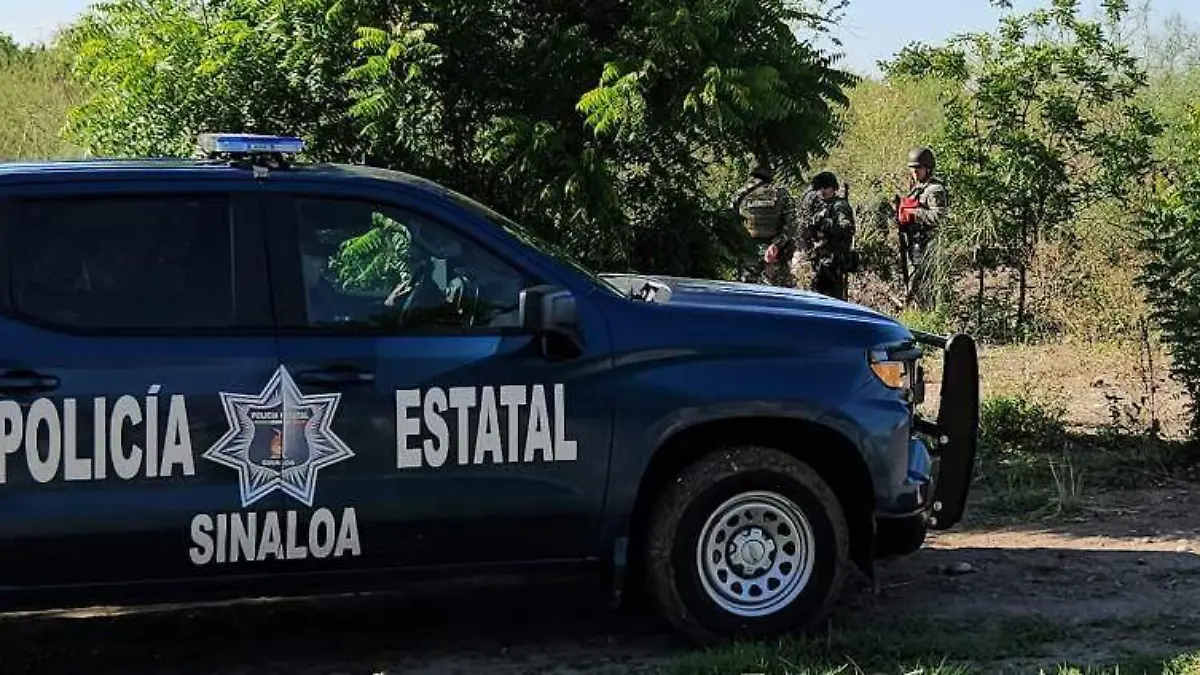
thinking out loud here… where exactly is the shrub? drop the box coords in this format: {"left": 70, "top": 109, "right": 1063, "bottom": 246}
{"left": 979, "top": 394, "right": 1068, "bottom": 458}
{"left": 898, "top": 306, "right": 950, "bottom": 335}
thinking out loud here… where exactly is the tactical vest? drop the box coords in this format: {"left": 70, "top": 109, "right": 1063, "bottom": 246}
{"left": 898, "top": 178, "right": 943, "bottom": 231}
{"left": 740, "top": 185, "right": 783, "bottom": 240}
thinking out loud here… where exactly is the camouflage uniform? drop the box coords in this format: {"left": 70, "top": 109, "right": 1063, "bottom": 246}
{"left": 901, "top": 147, "right": 951, "bottom": 307}
{"left": 903, "top": 177, "right": 950, "bottom": 266}
{"left": 800, "top": 189, "right": 857, "bottom": 300}
{"left": 730, "top": 174, "right": 802, "bottom": 287}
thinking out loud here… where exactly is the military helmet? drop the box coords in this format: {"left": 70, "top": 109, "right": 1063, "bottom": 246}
{"left": 811, "top": 170, "right": 839, "bottom": 191}
{"left": 907, "top": 146, "right": 936, "bottom": 171}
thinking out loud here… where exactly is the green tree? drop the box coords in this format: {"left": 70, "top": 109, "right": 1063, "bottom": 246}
{"left": 0, "top": 33, "right": 19, "bottom": 64}
{"left": 880, "top": 0, "right": 1161, "bottom": 340}
{"left": 1137, "top": 106, "right": 1200, "bottom": 435}
{"left": 65, "top": 0, "right": 855, "bottom": 279}
{"left": 327, "top": 212, "right": 412, "bottom": 293}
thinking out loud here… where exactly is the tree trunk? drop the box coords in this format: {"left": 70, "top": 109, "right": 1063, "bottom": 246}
{"left": 976, "top": 262, "right": 985, "bottom": 332}
{"left": 1017, "top": 263, "right": 1028, "bottom": 341}
{"left": 1015, "top": 214, "right": 1031, "bottom": 340}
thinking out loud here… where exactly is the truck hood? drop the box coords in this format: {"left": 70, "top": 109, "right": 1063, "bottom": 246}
{"left": 599, "top": 273, "right": 899, "bottom": 326}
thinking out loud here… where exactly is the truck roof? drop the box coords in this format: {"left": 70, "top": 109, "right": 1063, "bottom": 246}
{"left": 0, "top": 158, "right": 444, "bottom": 194}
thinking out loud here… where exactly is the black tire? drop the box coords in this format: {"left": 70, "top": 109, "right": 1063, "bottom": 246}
{"left": 643, "top": 445, "right": 849, "bottom": 645}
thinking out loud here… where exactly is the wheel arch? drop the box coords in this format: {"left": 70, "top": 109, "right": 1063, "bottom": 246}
{"left": 624, "top": 415, "right": 877, "bottom": 597}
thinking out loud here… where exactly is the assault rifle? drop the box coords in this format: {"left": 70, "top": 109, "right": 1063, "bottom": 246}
{"left": 892, "top": 192, "right": 931, "bottom": 307}
{"left": 890, "top": 194, "right": 911, "bottom": 292}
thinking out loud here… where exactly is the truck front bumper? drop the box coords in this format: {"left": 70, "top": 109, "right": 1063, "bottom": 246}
{"left": 909, "top": 330, "right": 981, "bottom": 530}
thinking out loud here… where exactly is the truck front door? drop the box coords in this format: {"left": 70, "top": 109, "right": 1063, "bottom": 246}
{"left": 261, "top": 186, "right": 616, "bottom": 574}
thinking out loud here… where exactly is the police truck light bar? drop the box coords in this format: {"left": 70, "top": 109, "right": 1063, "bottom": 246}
{"left": 197, "top": 133, "right": 306, "bottom": 156}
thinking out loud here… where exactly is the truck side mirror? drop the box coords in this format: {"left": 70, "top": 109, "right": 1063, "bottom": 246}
{"left": 519, "top": 285, "right": 582, "bottom": 358}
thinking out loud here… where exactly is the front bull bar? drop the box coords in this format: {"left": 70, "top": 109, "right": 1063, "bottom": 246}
{"left": 909, "top": 330, "right": 980, "bottom": 530}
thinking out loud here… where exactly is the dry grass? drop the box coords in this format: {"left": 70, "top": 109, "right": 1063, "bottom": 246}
{"left": 0, "top": 50, "right": 85, "bottom": 161}
{"left": 968, "top": 339, "right": 1187, "bottom": 439}
{"left": 915, "top": 336, "right": 1188, "bottom": 440}
{"left": 913, "top": 335, "right": 1199, "bottom": 521}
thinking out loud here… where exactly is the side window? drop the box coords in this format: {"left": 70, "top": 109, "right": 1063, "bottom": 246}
{"left": 10, "top": 195, "right": 235, "bottom": 330}
{"left": 295, "top": 198, "right": 530, "bottom": 331}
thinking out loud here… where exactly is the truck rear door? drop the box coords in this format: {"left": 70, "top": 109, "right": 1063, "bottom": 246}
{"left": 0, "top": 180, "right": 287, "bottom": 591}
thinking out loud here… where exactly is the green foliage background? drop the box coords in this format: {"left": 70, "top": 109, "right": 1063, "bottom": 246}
{"left": 1136, "top": 107, "right": 1200, "bottom": 436}
{"left": 7, "top": 0, "right": 1200, "bottom": 431}
{"left": 61, "top": 0, "right": 857, "bottom": 279}
{"left": 326, "top": 212, "right": 412, "bottom": 293}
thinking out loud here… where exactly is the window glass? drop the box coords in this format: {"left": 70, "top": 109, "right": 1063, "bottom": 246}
{"left": 296, "top": 198, "right": 528, "bottom": 330}
{"left": 11, "top": 196, "right": 235, "bottom": 330}
{"left": 440, "top": 188, "right": 625, "bottom": 297}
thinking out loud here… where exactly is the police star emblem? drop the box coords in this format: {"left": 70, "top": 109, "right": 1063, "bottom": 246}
{"left": 203, "top": 366, "right": 354, "bottom": 508}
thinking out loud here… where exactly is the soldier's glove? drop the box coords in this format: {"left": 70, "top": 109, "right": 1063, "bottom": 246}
{"left": 764, "top": 244, "right": 780, "bottom": 264}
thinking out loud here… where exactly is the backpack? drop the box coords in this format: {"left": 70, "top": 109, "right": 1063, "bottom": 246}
{"left": 740, "top": 185, "right": 783, "bottom": 240}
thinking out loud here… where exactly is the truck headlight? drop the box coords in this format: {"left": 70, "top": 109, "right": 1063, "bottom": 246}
{"left": 868, "top": 350, "right": 909, "bottom": 389}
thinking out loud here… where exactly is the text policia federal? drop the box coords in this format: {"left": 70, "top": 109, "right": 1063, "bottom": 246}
{"left": 0, "top": 368, "right": 578, "bottom": 567}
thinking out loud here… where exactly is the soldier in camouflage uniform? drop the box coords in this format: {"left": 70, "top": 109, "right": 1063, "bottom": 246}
{"left": 730, "top": 162, "right": 802, "bottom": 287}
{"left": 897, "top": 147, "right": 950, "bottom": 307}
{"left": 799, "top": 171, "right": 856, "bottom": 300}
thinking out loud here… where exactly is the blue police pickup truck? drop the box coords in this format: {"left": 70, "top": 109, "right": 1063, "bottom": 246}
{"left": 0, "top": 134, "right": 978, "bottom": 644}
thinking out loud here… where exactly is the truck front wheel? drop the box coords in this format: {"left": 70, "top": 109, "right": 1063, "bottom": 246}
{"left": 643, "top": 445, "right": 849, "bottom": 644}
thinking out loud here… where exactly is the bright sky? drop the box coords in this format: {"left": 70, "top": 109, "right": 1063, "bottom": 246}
{"left": 1, "top": 0, "right": 94, "bottom": 46}
{"left": 2, "top": 0, "right": 1199, "bottom": 77}
{"left": 828, "top": 0, "right": 1200, "bottom": 76}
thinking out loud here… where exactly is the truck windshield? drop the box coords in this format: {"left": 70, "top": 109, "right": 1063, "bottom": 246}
{"left": 443, "top": 190, "right": 625, "bottom": 297}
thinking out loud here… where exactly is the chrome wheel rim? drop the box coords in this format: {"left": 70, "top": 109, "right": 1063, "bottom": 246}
{"left": 695, "top": 490, "right": 816, "bottom": 618}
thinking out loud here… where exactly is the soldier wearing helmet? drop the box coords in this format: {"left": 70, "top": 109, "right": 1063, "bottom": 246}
{"left": 900, "top": 147, "right": 949, "bottom": 233}
{"left": 897, "top": 147, "right": 950, "bottom": 305}
{"left": 730, "top": 160, "right": 802, "bottom": 287}
{"left": 799, "top": 171, "right": 856, "bottom": 300}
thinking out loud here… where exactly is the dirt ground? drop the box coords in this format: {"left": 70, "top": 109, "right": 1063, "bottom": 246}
{"left": 973, "top": 340, "right": 1191, "bottom": 436}
{"left": 860, "top": 486, "right": 1200, "bottom": 670}
{"left": 0, "top": 484, "right": 1195, "bottom": 675}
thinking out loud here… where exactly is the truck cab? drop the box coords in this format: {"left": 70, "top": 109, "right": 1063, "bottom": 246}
{"left": 0, "top": 135, "right": 978, "bottom": 644}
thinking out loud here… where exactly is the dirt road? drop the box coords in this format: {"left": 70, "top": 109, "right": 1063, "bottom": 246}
{"left": 859, "top": 486, "right": 1200, "bottom": 669}
{"left": 2, "top": 486, "right": 1197, "bottom": 674}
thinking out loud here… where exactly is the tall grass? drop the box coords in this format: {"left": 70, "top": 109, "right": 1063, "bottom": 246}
{"left": 0, "top": 48, "right": 85, "bottom": 161}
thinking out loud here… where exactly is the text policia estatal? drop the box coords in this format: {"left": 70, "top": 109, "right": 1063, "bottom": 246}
{"left": 0, "top": 380, "right": 579, "bottom": 566}
{"left": 395, "top": 384, "right": 577, "bottom": 468}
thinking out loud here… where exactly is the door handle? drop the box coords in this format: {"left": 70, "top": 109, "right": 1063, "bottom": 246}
{"left": 0, "top": 371, "right": 60, "bottom": 395}
{"left": 295, "top": 369, "right": 375, "bottom": 387}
